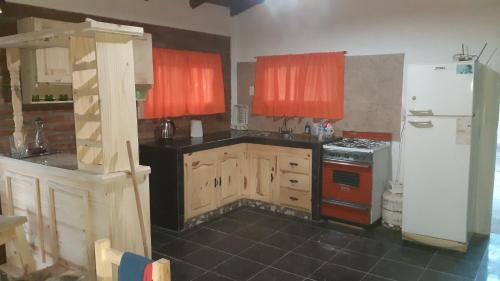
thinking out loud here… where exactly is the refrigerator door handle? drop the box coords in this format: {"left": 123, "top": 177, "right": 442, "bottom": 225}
{"left": 409, "top": 109, "right": 434, "bottom": 116}
{"left": 408, "top": 120, "right": 434, "bottom": 128}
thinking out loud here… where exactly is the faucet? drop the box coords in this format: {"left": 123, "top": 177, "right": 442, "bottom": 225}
{"left": 279, "top": 117, "right": 293, "bottom": 134}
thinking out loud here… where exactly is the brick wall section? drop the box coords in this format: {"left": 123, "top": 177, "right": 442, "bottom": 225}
{"left": 0, "top": 2, "right": 232, "bottom": 155}
{"left": 0, "top": 104, "right": 76, "bottom": 154}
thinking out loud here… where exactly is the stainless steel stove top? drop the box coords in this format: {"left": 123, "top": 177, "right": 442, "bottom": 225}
{"left": 324, "top": 138, "right": 389, "bottom": 150}
{"left": 322, "top": 138, "right": 390, "bottom": 164}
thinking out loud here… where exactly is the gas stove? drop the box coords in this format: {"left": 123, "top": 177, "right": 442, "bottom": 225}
{"left": 321, "top": 135, "right": 392, "bottom": 225}
{"left": 322, "top": 138, "right": 390, "bottom": 164}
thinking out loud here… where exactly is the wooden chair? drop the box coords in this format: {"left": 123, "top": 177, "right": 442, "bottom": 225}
{"left": 95, "top": 239, "right": 171, "bottom": 281}
{"left": 0, "top": 215, "right": 36, "bottom": 275}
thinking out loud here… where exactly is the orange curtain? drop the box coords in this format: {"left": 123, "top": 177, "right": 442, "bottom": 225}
{"left": 144, "top": 48, "right": 225, "bottom": 119}
{"left": 252, "top": 52, "right": 345, "bottom": 120}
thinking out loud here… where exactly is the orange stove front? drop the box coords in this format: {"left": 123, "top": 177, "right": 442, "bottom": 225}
{"left": 321, "top": 160, "right": 373, "bottom": 225}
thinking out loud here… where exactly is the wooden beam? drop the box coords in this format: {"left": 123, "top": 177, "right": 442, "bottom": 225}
{"left": 0, "top": 18, "right": 143, "bottom": 49}
{"left": 230, "top": 0, "right": 263, "bottom": 16}
{"left": 190, "top": 0, "right": 262, "bottom": 15}
{"left": 189, "top": 0, "right": 208, "bottom": 9}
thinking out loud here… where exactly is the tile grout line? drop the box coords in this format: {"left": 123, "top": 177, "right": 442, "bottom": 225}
{"left": 247, "top": 223, "right": 325, "bottom": 280}
{"left": 359, "top": 238, "right": 397, "bottom": 281}
{"left": 187, "top": 211, "right": 294, "bottom": 280}
{"left": 416, "top": 250, "right": 437, "bottom": 281}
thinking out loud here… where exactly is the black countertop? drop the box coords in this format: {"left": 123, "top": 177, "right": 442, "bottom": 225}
{"left": 140, "top": 130, "right": 335, "bottom": 153}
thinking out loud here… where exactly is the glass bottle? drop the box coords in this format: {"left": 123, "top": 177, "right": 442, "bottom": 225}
{"left": 33, "top": 118, "right": 49, "bottom": 155}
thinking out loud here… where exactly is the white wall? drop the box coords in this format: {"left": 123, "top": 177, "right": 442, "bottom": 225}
{"left": 231, "top": 0, "right": 500, "bottom": 65}
{"left": 7, "top": 0, "right": 232, "bottom": 36}
{"left": 230, "top": 0, "right": 500, "bottom": 182}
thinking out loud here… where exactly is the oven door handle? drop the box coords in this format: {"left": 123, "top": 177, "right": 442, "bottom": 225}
{"left": 322, "top": 160, "right": 371, "bottom": 169}
{"left": 322, "top": 199, "right": 370, "bottom": 211}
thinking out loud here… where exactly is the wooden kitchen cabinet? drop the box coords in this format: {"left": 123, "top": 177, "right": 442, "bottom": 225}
{"left": 0, "top": 157, "right": 151, "bottom": 274}
{"left": 184, "top": 144, "right": 246, "bottom": 220}
{"left": 247, "top": 150, "right": 276, "bottom": 203}
{"left": 184, "top": 151, "right": 218, "bottom": 220}
{"left": 16, "top": 17, "right": 154, "bottom": 104}
{"left": 17, "top": 17, "right": 73, "bottom": 104}
{"left": 183, "top": 144, "right": 313, "bottom": 221}
{"left": 277, "top": 151, "right": 312, "bottom": 212}
{"left": 133, "top": 33, "right": 154, "bottom": 92}
{"left": 18, "top": 17, "right": 72, "bottom": 84}
{"left": 217, "top": 145, "right": 245, "bottom": 206}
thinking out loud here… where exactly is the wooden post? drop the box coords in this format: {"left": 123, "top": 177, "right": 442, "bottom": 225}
{"left": 126, "top": 140, "right": 149, "bottom": 257}
{"left": 5, "top": 48, "right": 24, "bottom": 149}
{"left": 152, "top": 259, "right": 171, "bottom": 281}
{"left": 13, "top": 226, "right": 36, "bottom": 274}
{"left": 95, "top": 239, "right": 112, "bottom": 281}
{"left": 34, "top": 179, "right": 46, "bottom": 262}
{"left": 48, "top": 188, "right": 60, "bottom": 263}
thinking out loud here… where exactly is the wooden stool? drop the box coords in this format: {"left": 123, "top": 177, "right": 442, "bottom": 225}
{"left": 0, "top": 215, "right": 36, "bottom": 275}
{"left": 95, "top": 239, "right": 170, "bottom": 281}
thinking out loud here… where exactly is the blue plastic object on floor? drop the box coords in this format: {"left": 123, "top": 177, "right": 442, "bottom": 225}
{"left": 118, "top": 252, "right": 151, "bottom": 281}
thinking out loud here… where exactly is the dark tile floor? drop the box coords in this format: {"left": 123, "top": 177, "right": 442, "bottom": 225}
{"left": 152, "top": 207, "right": 500, "bottom": 281}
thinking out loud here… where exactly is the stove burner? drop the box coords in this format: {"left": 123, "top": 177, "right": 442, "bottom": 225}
{"left": 324, "top": 138, "right": 388, "bottom": 150}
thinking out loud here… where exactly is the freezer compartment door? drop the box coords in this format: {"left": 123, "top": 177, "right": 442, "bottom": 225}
{"left": 402, "top": 116, "right": 471, "bottom": 243}
{"left": 406, "top": 64, "right": 474, "bottom": 116}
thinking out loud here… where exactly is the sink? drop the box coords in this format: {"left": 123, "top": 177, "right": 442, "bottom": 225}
{"left": 251, "top": 131, "right": 271, "bottom": 137}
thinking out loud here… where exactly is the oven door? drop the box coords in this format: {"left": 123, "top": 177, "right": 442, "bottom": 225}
{"left": 321, "top": 161, "right": 373, "bottom": 225}
{"left": 322, "top": 161, "right": 372, "bottom": 205}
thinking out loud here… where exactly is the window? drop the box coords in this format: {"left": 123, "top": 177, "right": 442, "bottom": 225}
{"left": 252, "top": 52, "right": 344, "bottom": 120}
{"left": 144, "top": 48, "right": 225, "bottom": 119}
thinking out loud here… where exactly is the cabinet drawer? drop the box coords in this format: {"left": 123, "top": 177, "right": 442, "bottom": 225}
{"left": 280, "top": 172, "right": 310, "bottom": 192}
{"left": 279, "top": 188, "right": 311, "bottom": 211}
{"left": 278, "top": 155, "right": 310, "bottom": 174}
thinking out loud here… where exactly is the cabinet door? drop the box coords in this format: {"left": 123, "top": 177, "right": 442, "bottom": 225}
{"left": 133, "top": 33, "right": 153, "bottom": 89}
{"left": 247, "top": 152, "right": 276, "bottom": 203}
{"left": 218, "top": 150, "right": 243, "bottom": 206}
{"left": 17, "top": 18, "right": 72, "bottom": 84}
{"left": 35, "top": 48, "right": 72, "bottom": 83}
{"left": 184, "top": 154, "right": 218, "bottom": 220}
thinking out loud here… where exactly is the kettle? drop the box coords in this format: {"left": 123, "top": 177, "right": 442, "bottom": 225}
{"left": 158, "top": 119, "right": 176, "bottom": 141}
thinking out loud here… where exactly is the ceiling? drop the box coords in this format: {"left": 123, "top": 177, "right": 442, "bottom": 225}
{"left": 189, "top": 0, "right": 264, "bottom": 16}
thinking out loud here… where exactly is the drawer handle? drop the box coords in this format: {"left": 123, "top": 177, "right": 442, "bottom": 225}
{"left": 289, "top": 196, "right": 299, "bottom": 201}
{"left": 289, "top": 179, "right": 299, "bottom": 184}
{"left": 322, "top": 199, "right": 370, "bottom": 211}
{"left": 192, "top": 161, "right": 200, "bottom": 167}
{"left": 289, "top": 162, "right": 298, "bottom": 167}
{"left": 214, "top": 178, "right": 218, "bottom": 188}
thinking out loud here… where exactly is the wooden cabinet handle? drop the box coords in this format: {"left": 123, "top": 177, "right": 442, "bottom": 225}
{"left": 219, "top": 177, "right": 222, "bottom": 186}
{"left": 244, "top": 176, "right": 247, "bottom": 188}
{"left": 192, "top": 161, "right": 200, "bottom": 167}
{"left": 271, "top": 173, "right": 274, "bottom": 182}
{"left": 289, "top": 196, "right": 299, "bottom": 201}
{"left": 214, "top": 178, "right": 218, "bottom": 188}
{"left": 289, "top": 179, "right": 299, "bottom": 184}
{"left": 289, "top": 162, "right": 298, "bottom": 167}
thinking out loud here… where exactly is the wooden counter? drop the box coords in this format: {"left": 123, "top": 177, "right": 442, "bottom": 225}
{"left": 0, "top": 154, "right": 151, "bottom": 278}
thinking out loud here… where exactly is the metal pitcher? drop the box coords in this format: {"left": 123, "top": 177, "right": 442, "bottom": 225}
{"left": 158, "top": 119, "right": 176, "bottom": 140}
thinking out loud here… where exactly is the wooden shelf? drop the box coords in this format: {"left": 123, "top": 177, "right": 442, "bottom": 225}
{"left": 27, "top": 100, "right": 73, "bottom": 105}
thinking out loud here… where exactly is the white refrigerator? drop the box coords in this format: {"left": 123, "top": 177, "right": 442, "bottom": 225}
{"left": 402, "top": 62, "right": 500, "bottom": 248}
